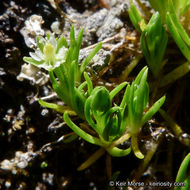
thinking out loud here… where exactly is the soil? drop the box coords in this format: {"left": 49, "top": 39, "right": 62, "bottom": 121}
{"left": 0, "top": 0, "right": 190, "bottom": 190}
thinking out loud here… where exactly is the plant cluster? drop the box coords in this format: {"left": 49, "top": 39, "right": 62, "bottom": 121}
{"left": 23, "top": 2, "right": 190, "bottom": 186}
{"left": 24, "top": 27, "right": 101, "bottom": 119}
{"left": 24, "top": 26, "right": 165, "bottom": 170}
{"left": 129, "top": 0, "right": 190, "bottom": 187}
{"left": 129, "top": 0, "right": 190, "bottom": 82}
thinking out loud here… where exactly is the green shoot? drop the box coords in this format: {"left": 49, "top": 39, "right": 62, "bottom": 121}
{"left": 64, "top": 67, "right": 165, "bottom": 161}
{"left": 175, "top": 153, "right": 190, "bottom": 190}
{"left": 126, "top": 67, "right": 165, "bottom": 158}
{"left": 148, "top": 0, "right": 190, "bottom": 21}
{"left": 140, "top": 12, "right": 168, "bottom": 78}
{"left": 23, "top": 26, "right": 166, "bottom": 170}
{"left": 129, "top": 0, "right": 146, "bottom": 32}
{"left": 64, "top": 80, "right": 131, "bottom": 157}
{"left": 166, "top": 0, "right": 190, "bottom": 62}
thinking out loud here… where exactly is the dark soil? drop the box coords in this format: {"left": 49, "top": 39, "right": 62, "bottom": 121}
{"left": 0, "top": 0, "right": 190, "bottom": 190}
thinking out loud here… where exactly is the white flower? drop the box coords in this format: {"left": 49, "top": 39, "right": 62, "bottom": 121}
{"left": 24, "top": 33, "right": 68, "bottom": 71}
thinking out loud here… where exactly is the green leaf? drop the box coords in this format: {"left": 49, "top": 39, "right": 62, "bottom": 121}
{"left": 166, "top": 3, "right": 190, "bottom": 62}
{"left": 159, "top": 62, "right": 190, "bottom": 87}
{"left": 73, "top": 88, "right": 86, "bottom": 118}
{"left": 65, "top": 27, "right": 76, "bottom": 67}
{"left": 129, "top": 1, "right": 145, "bottom": 32}
{"left": 56, "top": 36, "right": 68, "bottom": 53}
{"left": 142, "top": 96, "right": 166, "bottom": 126}
{"left": 109, "top": 82, "right": 127, "bottom": 101}
{"left": 119, "top": 107, "right": 128, "bottom": 136}
{"left": 168, "top": 0, "right": 190, "bottom": 47}
{"left": 91, "top": 87, "right": 111, "bottom": 113}
{"left": 84, "top": 96, "right": 99, "bottom": 132}
{"left": 84, "top": 72, "right": 93, "bottom": 96}
{"left": 140, "top": 12, "right": 168, "bottom": 78}
{"left": 65, "top": 45, "right": 73, "bottom": 67}
{"left": 49, "top": 70, "right": 69, "bottom": 102}
{"left": 23, "top": 57, "right": 44, "bottom": 66}
{"left": 73, "top": 27, "right": 84, "bottom": 63}
{"left": 104, "top": 107, "right": 122, "bottom": 141}
{"left": 134, "top": 68, "right": 148, "bottom": 116}
{"left": 171, "top": 0, "right": 190, "bottom": 17}
{"left": 80, "top": 42, "right": 102, "bottom": 74}
{"left": 78, "top": 81, "right": 87, "bottom": 92}
{"left": 147, "top": 0, "right": 168, "bottom": 21}
{"left": 147, "top": 0, "right": 190, "bottom": 21}
{"left": 39, "top": 99, "right": 76, "bottom": 115}
{"left": 69, "top": 61, "right": 77, "bottom": 88}
{"left": 143, "top": 83, "right": 149, "bottom": 110}
{"left": 70, "top": 26, "right": 76, "bottom": 48}
{"left": 120, "top": 84, "right": 130, "bottom": 108}
{"left": 127, "top": 83, "right": 136, "bottom": 129}
{"left": 175, "top": 153, "right": 190, "bottom": 190}
{"left": 134, "top": 66, "right": 147, "bottom": 84}
{"left": 107, "top": 146, "right": 131, "bottom": 157}
{"left": 36, "top": 36, "right": 45, "bottom": 52}
{"left": 64, "top": 112, "right": 102, "bottom": 146}
{"left": 53, "top": 65, "right": 69, "bottom": 90}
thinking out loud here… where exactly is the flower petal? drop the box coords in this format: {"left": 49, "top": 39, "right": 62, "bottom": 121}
{"left": 29, "top": 52, "right": 43, "bottom": 61}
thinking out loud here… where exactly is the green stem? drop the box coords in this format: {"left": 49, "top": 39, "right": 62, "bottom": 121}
{"left": 107, "top": 146, "right": 131, "bottom": 157}
{"left": 159, "top": 62, "right": 190, "bottom": 87}
{"left": 159, "top": 109, "right": 190, "bottom": 147}
{"left": 120, "top": 55, "right": 142, "bottom": 82}
{"left": 39, "top": 99, "right": 76, "bottom": 115}
{"left": 131, "top": 134, "right": 144, "bottom": 159}
{"left": 159, "top": 109, "right": 182, "bottom": 136}
{"left": 111, "top": 133, "right": 131, "bottom": 147}
{"left": 136, "top": 141, "right": 159, "bottom": 180}
{"left": 77, "top": 148, "right": 105, "bottom": 171}
{"left": 105, "top": 133, "right": 131, "bottom": 157}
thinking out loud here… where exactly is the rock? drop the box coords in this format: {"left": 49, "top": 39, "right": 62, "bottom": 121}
{"left": 20, "top": 15, "right": 45, "bottom": 48}
{"left": 17, "top": 63, "right": 49, "bottom": 86}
